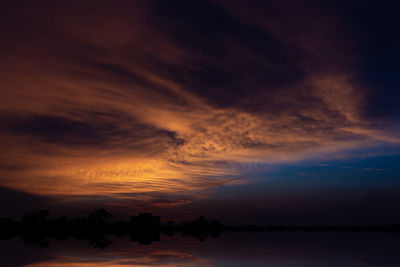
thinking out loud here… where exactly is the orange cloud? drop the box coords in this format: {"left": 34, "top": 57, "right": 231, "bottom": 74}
{"left": 0, "top": 0, "right": 399, "bottom": 208}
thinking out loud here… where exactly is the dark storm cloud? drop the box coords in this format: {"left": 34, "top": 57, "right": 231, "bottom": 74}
{"left": 322, "top": 1, "right": 400, "bottom": 123}
{"left": 2, "top": 113, "right": 182, "bottom": 149}
{"left": 150, "top": 0, "right": 306, "bottom": 112}
{"left": 354, "top": 2, "right": 400, "bottom": 121}
{"left": 5, "top": 115, "right": 107, "bottom": 146}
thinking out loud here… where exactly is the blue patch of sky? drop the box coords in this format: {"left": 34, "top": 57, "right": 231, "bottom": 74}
{"left": 212, "top": 147, "right": 400, "bottom": 199}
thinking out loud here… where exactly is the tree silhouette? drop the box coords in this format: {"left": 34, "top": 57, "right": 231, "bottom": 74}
{"left": 21, "top": 209, "right": 50, "bottom": 224}
{"left": 88, "top": 209, "right": 112, "bottom": 224}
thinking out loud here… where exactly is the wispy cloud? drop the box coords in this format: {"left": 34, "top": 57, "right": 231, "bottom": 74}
{"left": 0, "top": 0, "right": 399, "bottom": 208}
{"left": 363, "top": 168, "right": 387, "bottom": 172}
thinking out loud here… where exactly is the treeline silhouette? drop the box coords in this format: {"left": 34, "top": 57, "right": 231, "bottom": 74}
{"left": 0, "top": 209, "right": 223, "bottom": 248}
{"left": 0, "top": 209, "right": 399, "bottom": 248}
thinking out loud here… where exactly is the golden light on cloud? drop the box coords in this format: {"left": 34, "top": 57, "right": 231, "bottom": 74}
{"left": 0, "top": 74, "right": 394, "bottom": 206}
{"left": 25, "top": 249, "right": 208, "bottom": 267}
{"left": 1, "top": 0, "right": 399, "bottom": 210}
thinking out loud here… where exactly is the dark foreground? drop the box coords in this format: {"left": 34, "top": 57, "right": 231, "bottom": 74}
{"left": 1, "top": 209, "right": 399, "bottom": 249}
{"left": 2, "top": 231, "right": 400, "bottom": 267}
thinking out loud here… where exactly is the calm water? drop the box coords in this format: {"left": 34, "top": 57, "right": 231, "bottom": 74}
{"left": 1, "top": 232, "right": 399, "bottom": 266}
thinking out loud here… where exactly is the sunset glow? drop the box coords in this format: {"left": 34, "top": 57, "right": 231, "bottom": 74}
{"left": 1, "top": 0, "right": 400, "bottom": 224}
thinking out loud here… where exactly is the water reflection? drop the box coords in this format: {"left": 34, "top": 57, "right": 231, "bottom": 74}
{"left": 1, "top": 232, "right": 400, "bottom": 266}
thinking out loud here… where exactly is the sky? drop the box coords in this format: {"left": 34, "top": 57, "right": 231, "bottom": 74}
{"left": 0, "top": 0, "right": 399, "bottom": 225}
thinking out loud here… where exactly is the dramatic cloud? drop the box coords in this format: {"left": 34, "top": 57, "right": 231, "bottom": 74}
{"left": 0, "top": 0, "right": 399, "bottom": 210}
